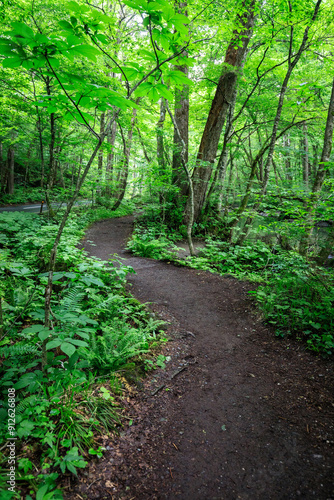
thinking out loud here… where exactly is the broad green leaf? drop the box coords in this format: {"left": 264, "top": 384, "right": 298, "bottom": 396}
{"left": 71, "top": 44, "right": 100, "bottom": 61}
{"left": 70, "top": 16, "right": 78, "bottom": 27}
{"left": 148, "top": 87, "right": 160, "bottom": 102}
{"left": 171, "top": 13, "right": 189, "bottom": 24}
{"left": 45, "top": 339, "right": 62, "bottom": 350}
{"left": 156, "top": 83, "right": 173, "bottom": 100}
{"left": 11, "top": 22, "right": 35, "bottom": 40}
{"left": 67, "top": 34, "right": 83, "bottom": 47}
{"left": 61, "top": 342, "right": 76, "bottom": 357}
{"left": 3, "top": 57, "right": 21, "bottom": 68}
{"left": 38, "top": 329, "right": 51, "bottom": 341}
{"left": 65, "top": 338, "right": 88, "bottom": 347}
{"left": 59, "top": 20, "right": 73, "bottom": 31}
{"left": 36, "top": 485, "right": 48, "bottom": 500}
{"left": 15, "top": 373, "right": 36, "bottom": 389}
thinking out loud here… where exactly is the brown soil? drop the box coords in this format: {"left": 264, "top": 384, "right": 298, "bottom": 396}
{"left": 69, "top": 216, "right": 334, "bottom": 500}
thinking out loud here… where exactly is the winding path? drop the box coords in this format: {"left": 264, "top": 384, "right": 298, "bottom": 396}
{"left": 75, "top": 216, "right": 334, "bottom": 500}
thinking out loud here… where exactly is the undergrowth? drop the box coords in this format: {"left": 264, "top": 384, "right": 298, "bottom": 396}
{"left": 128, "top": 215, "right": 334, "bottom": 356}
{"left": 0, "top": 201, "right": 166, "bottom": 499}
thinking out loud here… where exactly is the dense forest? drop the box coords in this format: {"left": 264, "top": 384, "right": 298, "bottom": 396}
{"left": 0, "top": 0, "right": 334, "bottom": 497}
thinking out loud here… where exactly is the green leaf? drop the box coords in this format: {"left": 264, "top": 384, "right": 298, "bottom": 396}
{"left": 155, "top": 83, "right": 173, "bottom": 100}
{"left": 15, "top": 373, "right": 36, "bottom": 389}
{"left": 67, "top": 34, "right": 83, "bottom": 47}
{"left": 17, "top": 420, "right": 35, "bottom": 439}
{"left": 38, "top": 329, "right": 51, "bottom": 341}
{"left": 71, "top": 44, "right": 100, "bottom": 61}
{"left": 148, "top": 87, "right": 160, "bottom": 102}
{"left": 60, "top": 342, "right": 76, "bottom": 357}
{"left": 171, "top": 13, "right": 189, "bottom": 24}
{"left": 36, "top": 485, "right": 49, "bottom": 500}
{"left": 3, "top": 57, "right": 22, "bottom": 68}
{"left": 65, "top": 338, "right": 88, "bottom": 347}
{"left": 59, "top": 20, "right": 73, "bottom": 31}
{"left": 11, "top": 21, "right": 35, "bottom": 40}
{"left": 45, "top": 339, "right": 62, "bottom": 350}
{"left": 70, "top": 16, "right": 78, "bottom": 27}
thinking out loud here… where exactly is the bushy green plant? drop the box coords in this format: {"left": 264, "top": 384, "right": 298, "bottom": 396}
{"left": 252, "top": 255, "right": 334, "bottom": 354}
{"left": 0, "top": 202, "right": 169, "bottom": 496}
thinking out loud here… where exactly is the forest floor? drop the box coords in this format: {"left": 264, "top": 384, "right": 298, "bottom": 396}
{"left": 68, "top": 215, "right": 334, "bottom": 500}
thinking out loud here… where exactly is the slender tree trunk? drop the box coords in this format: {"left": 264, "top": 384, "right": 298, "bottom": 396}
{"left": 172, "top": 63, "right": 189, "bottom": 197}
{"left": 106, "top": 113, "right": 117, "bottom": 195}
{"left": 184, "top": 0, "right": 255, "bottom": 223}
{"left": 312, "top": 143, "right": 318, "bottom": 179}
{"left": 137, "top": 126, "right": 151, "bottom": 164}
{"left": 157, "top": 98, "right": 167, "bottom": 205}
{"left": 111, "top": 108, "right": 137, "bottom": 211}
{"left": 0, "top": 142, "right": 4, "bottom": 192}
{"left": 299, "top": 76, "right": 334, "bottom": 255}
{"left": 32, "top": 75, "right": 45, "bottom": 189}
{"left": 205, "top": 89, "right": 237, "bottom": 210}
{"left": 302, "top": 122, "right": 309, "bottom": 187}
{"left": 284, "top": 134, "right": 292, "bottom": 181}
{"left": 166, "top": 101, "right": 195, "bottom": 255}
{"left": 231, "top": 0, "right": 322, "bottom": 243}
{"left": 172, "top": 61, "right": 189, "bottom": 197}
{"left": 7, "top": 145, "right": 14, "bottom": 195}
{"left": 98, "top": 111, "right": 105, "bottom": 173}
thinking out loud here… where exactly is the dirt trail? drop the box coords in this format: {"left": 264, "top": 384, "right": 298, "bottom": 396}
{"left": 74, "top": 216, "right": 334, "bottom": 500}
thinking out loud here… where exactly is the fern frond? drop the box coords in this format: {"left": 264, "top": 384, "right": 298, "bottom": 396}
{"left": 0, "top": 343, "right": 39, "bottom": 358}
{"left": 16, "top": 395, "right": 43, "bottom": 415}
{"left": 60, "top": 286, "right": 85, "bottom": 313}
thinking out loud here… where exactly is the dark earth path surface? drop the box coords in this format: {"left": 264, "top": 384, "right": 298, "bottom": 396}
{"left": 71, "top": 216, "right": 334, "bottom": 500}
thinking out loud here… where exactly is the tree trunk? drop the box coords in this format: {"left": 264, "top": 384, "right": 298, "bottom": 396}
{"left": 111, "top": 108, "right": 137, "bottom": 211}
{"left": 284, "top": 134, "right": 292, "bottom": 181}
{"left": 106, "top": 113, "right": 117, "bottom": 195}
{"left": 302, "top": 122, "right": 309, "bottom": 187}
{"left": 184, "top": 0, "right": 255, "bottom": 223}
{"left": 98, "top": 111, "right": 105, "bottom": 173}
{"left": 205, "top": 89, "right": 237, "bottom": 210}
{"left": 172, "top": 60, "right": 189, "bottom": 197}
{"left": 0, "top": 142, "right": 4, "bottom": 192}
{"left": 7, "top": 145, "right": 14, "bottom": 195}
{"left": 299, "top": 76, "right": 334, "bottom": 255}
{"left": 157, "top": 98, "right": 167, "bottom": 205}
{"left": 231, "top": 0, "right": 322, "bottom": 242}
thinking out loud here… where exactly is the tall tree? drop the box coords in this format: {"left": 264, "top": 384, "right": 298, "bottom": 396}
{"left": 184, "top": 0, "right": 256, "bottom": 223}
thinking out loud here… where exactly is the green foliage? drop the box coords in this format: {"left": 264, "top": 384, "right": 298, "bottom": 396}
{"left": 0, "top": 204, "right": 167, "bottom": 496}
{"left": 80, "top": 317, "right": 164, "bottom": 372}
{"left": 253, "top": 257, "right": 334, "bottom": 355}
{"left": 134, "top": 214, "right": 334, "bottom": 355}
{"left": 127, "top": 219, "right": 180, "bottom": 259}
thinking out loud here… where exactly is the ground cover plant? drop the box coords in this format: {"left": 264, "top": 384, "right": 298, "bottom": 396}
{"left": 0, "top": 205, "right": 166, "bottom": 499}
{"left": 128, "top": 210, "right": 334, "bottom": 356}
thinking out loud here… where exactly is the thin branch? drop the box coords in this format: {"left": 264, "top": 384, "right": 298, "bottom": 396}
{"left": 45, "top": 54, "right": 99, "bottom": 139}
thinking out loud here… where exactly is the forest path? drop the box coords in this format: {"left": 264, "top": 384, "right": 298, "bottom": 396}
{"left": 74, "top": 215, "right": 334, "bottom": 500}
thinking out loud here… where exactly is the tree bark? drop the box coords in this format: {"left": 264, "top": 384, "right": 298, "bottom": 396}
{"left": 106, "top": 113, "right": 117, "bottom": 195}
{"left": 157, "top": 98, "right": 167, "bottom": 205}
{"left": 111, "top": 108, "right": 137, "bottom": 211}
{"left": 231, "top": 0, "right": 322, "bottom": 242}
{"left": 184, "top": 0, "right": 255, "bottom": 223}
{"left": 7, "top": 145, "right": 14, "bottom": 195}
{"left": 284, "top": 134, "right": 292, "bottom": 181}
{"left": 302, "top": 122, "right": 309, "bottom": 187}
{"left": 300, "top": 76, "right": 334, "bottom": 255}
{"left": 98, "top": 111, "right": 105, "bottom": 173}
{"left": 172, "top": 60, "right": 189, "bottom": 197}
{"left": 0, "top": 142, "right": 4, "bottom": 192}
